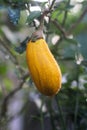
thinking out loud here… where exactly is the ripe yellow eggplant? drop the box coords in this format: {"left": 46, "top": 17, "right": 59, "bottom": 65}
{"left": 26, "top": 38, "right": 62, "bottom": 96}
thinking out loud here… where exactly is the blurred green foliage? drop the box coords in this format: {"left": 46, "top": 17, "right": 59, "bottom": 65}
{"left": 0, "top": 0, "right": 87, "bottom": 130}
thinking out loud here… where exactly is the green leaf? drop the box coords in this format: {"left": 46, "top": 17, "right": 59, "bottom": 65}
{"left": 65, "top": 38, "right": 78, "bottom": 45}
{"left": 54, "top": 1, "right": 74, "bottom": 11}
{"left": 15, "top": 36, "right": 30, "bottom": 54}
{"left": 84, "top": 83, "right": 87, "bottom": 88}
{"left": 8, "top": 7, "right": 20, "bottom": 25}
{"left": 26, "top": 11, "right": 41, "bottom": 24}
{"left": 0, "top": 63, "right": 7, "bottom": 76}
{"left": 66, "top": 4, "right": 74, "bottom": 10}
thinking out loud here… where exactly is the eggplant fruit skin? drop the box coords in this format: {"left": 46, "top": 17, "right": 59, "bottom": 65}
{"left": 26, "top": 39, "right": 62, "bottom": 96}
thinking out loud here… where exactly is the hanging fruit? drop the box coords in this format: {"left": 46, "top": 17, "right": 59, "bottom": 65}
{"left": 26, "top": 29, "right": 62, "bottom": 96}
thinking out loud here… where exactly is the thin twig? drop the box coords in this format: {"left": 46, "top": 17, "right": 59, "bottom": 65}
{"left": 0, "top": 38, "right": 17, "bottom": 65}
{"left": 62, "top": 0, "right": 70, "bottom": 26}
{"left": 0, "top": 80, "right": 7, "bottom": 97}
{"left": 55, "top": 95, "right": 67, "bottom": 130}
{"left": 74, "top": 64, "right": 80, "bottom": 130}
{"left": 0, "top": 38, "right": 25, "bottom": 74}
{"left": 51, "top": 7, "right": 87, "bottom": 38}
{"left": 49, "top": 0, "right": 56, "bottom": 10}
{"left": 0, "top": 72, "right": 29, "bottom": 119}
{"left": 62, "top": 10, "right": 68, "bottom": 26}
{"left": 51, "top": 19, "right": 67, "bottom": 38}
{"left": 40, "top": 97, "right": 45, "bottom": 130}
{"left": 47, "top": 98, "right": 57, "bottom": 130}
{"left": 67, "top": 7, "right": 87, "bottom": 35}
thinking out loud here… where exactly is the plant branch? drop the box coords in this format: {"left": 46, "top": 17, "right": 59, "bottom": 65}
{"left": 40, "top": 97, "right": 45, "bottom": 130}
{"left": 0, "top": 80, "right": 7, "bottom": 97}
{"left": 47, "top": 98, "right": 57, "bottom": 130}
{"left": 74, "top": 64, "right": 80, "bottom": 130}
{"left": 51, "top": 7, "right": 87, "bottom": 38}
{"left": 0, "top": 38, "right": 25, "bottom": 74}
{"left": 62, "top": 0, "right": 70, "bottom": 26}
{"left": 49, "top": 0, "right": 56, "bottom": 10}
{"left": 0, "top": 72, "right": 29, "bottom": 119}
{"left": 38, "top": 0, "right": 56, "bottom": 31}
{"left": 55, "top": 95, "right": 67, "bottom": 130}
{"left": 51, "top": 19, "right": 67, "bottom": 38}
{"left": 0, "top": 38, "right": 17, "bottom": 64}
{"left": 67, "top": 7, "right": 87, "bottom": 35}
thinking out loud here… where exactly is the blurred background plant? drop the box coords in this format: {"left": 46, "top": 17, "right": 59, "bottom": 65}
{"left": 0, "top": 0, "right": 87, "bottom": 130}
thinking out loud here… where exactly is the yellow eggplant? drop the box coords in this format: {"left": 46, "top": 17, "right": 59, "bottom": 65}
{"left": 26, "top": 38, "right": 62, "bottom": 96}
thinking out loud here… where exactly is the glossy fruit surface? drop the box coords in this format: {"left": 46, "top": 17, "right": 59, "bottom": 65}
{"left": 26, "top": 38, "right": 62, "bottom": 96}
